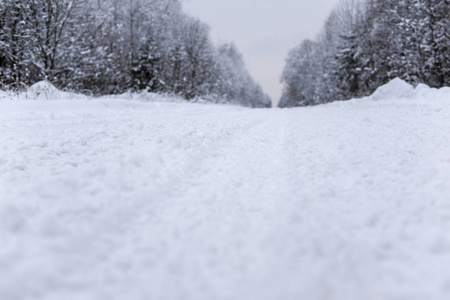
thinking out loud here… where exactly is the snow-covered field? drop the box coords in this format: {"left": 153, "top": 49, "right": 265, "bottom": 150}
{"left": 1, "top": 80, "right": 450, "bottom": 300}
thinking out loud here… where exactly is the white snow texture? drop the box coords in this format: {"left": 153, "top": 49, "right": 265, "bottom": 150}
{"left": 1, "top": 80, "right": 450, "bottom": 300}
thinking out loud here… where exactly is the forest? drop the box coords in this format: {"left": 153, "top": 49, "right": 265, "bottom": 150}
{"left": 0, "top": 0, "right": 271, "bottom": 108}
{"left": 279, "top": 0, "right": 450, "bottom": 107}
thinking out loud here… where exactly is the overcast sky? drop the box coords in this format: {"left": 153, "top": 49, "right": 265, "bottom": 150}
{"left": 183, "top": 0, "right": 340, "bottom": 105}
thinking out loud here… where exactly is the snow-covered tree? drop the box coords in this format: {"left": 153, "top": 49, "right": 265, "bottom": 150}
{"left": 0, "top": 0, "right": 271, "bottom": 107}
{"left": 215, "top": 43, "right": 271, "bottom": 108}
{"left": 279, "top": 0, "right": 450, "bottom": 107}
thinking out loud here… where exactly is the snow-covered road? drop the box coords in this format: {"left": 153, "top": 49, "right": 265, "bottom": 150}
{"left": 1, "top": 89, "right": 450, "bottom": 299}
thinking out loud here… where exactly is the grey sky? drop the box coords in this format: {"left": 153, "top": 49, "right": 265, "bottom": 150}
{"left": 183, "top": 0, "right": 340, "bottom": 105}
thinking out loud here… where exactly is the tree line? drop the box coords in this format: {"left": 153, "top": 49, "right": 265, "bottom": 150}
{"left": 279, "top": 0, "right": 450, "bottom": 107}
{"left": 0, "top": 0, "right": 271, "bottom": 108}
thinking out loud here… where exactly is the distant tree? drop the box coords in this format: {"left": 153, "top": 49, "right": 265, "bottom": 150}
{"left": 281, "top": 40, "right": 321, "bottom": 106}
{"left": 216, "top": 43, "right": 271, "bottom": 108}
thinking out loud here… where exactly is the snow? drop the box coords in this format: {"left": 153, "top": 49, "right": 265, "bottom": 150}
{"left": 24, "top": 81, "right": 80, "bottom": 101}
{"left": 370, "top": 78, "right": 416, "bottom": 101}
{"left": 3, "top": 80, "right": 236, "bottom": 105}
{"left": 1, "top": 81, "right": 450, "bottom": 300}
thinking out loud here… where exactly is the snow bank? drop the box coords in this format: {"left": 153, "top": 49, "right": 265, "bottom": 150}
{"left": 2, "top": 81, "right": 235, "bottom": 106}
{"left": 368, "top": 78, "right": 450, "bottom": 103}
{"left": 106, "top": 90, "right": 187, "bottom": 104}
{"left": 415, "top": 83, "right": 450, "bottom": 101}
{"left": 370, "top": 78, "right": 416, "bottom": 100}
{"left": 0, "top": 81, "right": 186, "bottom": 103}
{"left": 24, "top": 81, "right": 81, "bottom": 100}
{"left": 98, "top": 91, "right": 237, "bottom": 106}
{"left": 0, "top": 81, "right": 84, "bottom": 101}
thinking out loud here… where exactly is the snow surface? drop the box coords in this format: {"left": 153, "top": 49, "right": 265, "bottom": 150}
{"left": 1, "top": 80, "right": 450, "bottom": 300}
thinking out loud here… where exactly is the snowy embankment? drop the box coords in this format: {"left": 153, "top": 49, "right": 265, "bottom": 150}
{"left": 1, "top": 80, "right": 450, "bottom": 300}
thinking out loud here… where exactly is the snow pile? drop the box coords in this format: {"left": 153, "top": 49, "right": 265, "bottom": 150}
{"left": 24, "top": 81, "right": 80, "bottom": 100}
{"left": 370, "top": 78, "right": 416, "bottom": 100}
{"left": 415, "top": 83, "right": 450, "bottom": 101}
{"left": 2, "top": 81, "right": 234, "bottom": 106}
{"left": 368, "top": 78, "right": 450, "bottom": 103}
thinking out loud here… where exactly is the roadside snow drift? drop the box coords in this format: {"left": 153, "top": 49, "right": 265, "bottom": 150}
{"left": 1, "top": 81, "right": 450, "bottom": 300}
